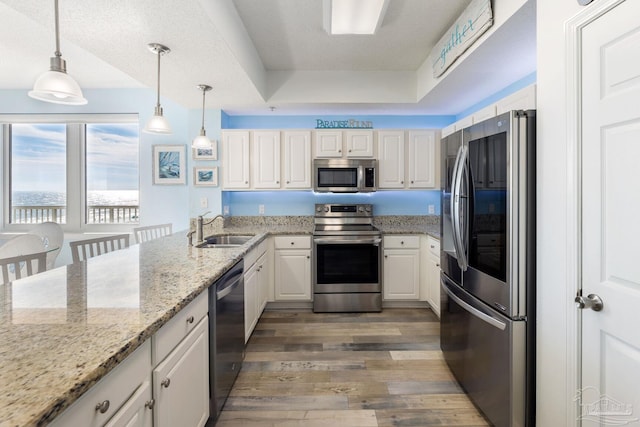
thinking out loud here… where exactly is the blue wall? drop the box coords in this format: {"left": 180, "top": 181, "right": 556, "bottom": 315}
{"left": 222, "top": 190, "right": 441, "bottom": 216}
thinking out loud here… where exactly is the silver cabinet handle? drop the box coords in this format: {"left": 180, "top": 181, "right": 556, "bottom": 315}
{"left": 186, "top": 315, "right": 194, "bottom": 324}
{"left": 161, "top": 378, "right": 171, "bottom": 388}
{"left": 145, "top": 399, "right": 155, "bottom": 410}
{"left": 575, "top": 294, "right": 603, "bottom": 311}
{"left": 95, "top": 400, "right": 110, "bottom": 413}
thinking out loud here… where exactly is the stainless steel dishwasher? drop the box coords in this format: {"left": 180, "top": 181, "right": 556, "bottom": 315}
{"left": 207, "top": 259, "right": 244, "bottom": 425}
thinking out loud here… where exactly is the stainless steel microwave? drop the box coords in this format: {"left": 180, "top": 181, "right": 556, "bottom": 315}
{"left": 313, "top": 159, "right": 377, "bottom": 193}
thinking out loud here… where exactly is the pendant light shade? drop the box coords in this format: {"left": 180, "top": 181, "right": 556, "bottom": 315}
{"left": 143, "top": 43, "right": 172, "bottom": 134}
{"left": 192, "top": 84, "right": 213, "bottom": 149}
{"left": 28, "top": 0, "right": 87, "bottom": 105}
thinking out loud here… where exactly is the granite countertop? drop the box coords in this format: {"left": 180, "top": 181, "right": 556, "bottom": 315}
{"left": 0, "top": 231, "right": 270, "bottom": 427}
{"left": 0, "top": 216, "right": 436, "bottom": 426}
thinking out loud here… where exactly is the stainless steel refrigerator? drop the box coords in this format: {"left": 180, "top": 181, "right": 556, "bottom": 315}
{"left": 440, "top": 110, "right": 536, "bottom": 427}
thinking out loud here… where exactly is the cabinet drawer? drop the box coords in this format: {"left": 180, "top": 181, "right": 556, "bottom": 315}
{"left": 50, "top": 341, "right": 151, "bottom": 427}
{"left": 152, "top": 291, "right": 208, "bottom": 365}
{"left": 384, "top": 235, "right": 420, "bottom": 249}
{"left": 274, "top": 235, "right": 311, "bottom": 249}
{"left": 427, "top": 236, "right": 440, "bottom": 256}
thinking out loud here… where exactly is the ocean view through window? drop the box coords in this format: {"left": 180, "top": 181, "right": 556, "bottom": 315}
{"left": 3, "top": 116, "right": 139, "bottom": 229}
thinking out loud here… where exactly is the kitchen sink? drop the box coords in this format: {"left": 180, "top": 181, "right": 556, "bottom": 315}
{"left": 196, "top": 234, "right": 254, "bottom": 248}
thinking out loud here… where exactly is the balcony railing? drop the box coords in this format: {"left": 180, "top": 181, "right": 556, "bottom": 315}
{"left": 11, "top": 205, "right": 139, "bottom": 224}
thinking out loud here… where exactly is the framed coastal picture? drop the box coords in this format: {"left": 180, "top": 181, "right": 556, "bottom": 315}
{"left": 194, "top": 167, "right": 218, "bottom": 186}
{"left": 193, "top": 141, "right": 218, "bottom": 160}
{"left": 153, "top": 145, "right": 186, "bottom": 185}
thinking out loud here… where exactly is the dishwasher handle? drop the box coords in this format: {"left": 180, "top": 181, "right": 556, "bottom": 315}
{"left": 217, "top": 276, "right": 242, "bottom": 300}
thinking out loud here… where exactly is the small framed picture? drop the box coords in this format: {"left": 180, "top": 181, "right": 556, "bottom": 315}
{"left": 153, "top": 145, "right": 186, "bottom": 185}
{"left": 194, "top": 167, "right": 218, "bottom": 186}
{"left": 193, "top": 141, "right": 218, "bottom": 160}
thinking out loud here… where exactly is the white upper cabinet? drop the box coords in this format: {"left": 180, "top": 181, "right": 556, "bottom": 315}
{"left": 252, "top": 131, "right": 281, "bottom": 189}
{"left": 314, "top": 130, "right": 343, "bottom": 157}
{"left": 345, "top": 130, "right": 374, "bottom": 157}
{"left": 314, "top": 130, "right": 374, "bottom": 158}
{"left": 283, "top": 131, "right": 311, "bottom": 189}
{"left": 377, "top": 130, "right": 405, "bottom": 189}
{"left": 222, "top": 131, "right": 250, "bottom": 189}
{"left": 408, "top": 130, "right": 437, "bottom": 188}
{"left": 378, "top": 130, "right": 439, "bottom": 189}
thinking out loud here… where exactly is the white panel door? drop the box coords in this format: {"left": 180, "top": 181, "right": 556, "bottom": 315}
{"left": 252, "top": 130, "right": 281, "bottom": 189}
{"left": 283, "top": 131, "right": 311, "bottom": 188}
{"left": 377, "top": 131, "right": 405, "bottom": 188}
{"left": 580, "top": 1, "right": 640, "bottom": 425}
{"left": 222, "top": 131, "right": 250, "bottom": 189}
{"left": 345, "top": 130, "right": 374, "bottom": 157}
{"left": 314, "top": 130, "right": 343, "bottom": 157}
{"left": 408, "top": 130, "right": 437, "bottom": 188}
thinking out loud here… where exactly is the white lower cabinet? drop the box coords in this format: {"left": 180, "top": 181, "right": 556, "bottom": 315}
{"left": 104, "top": 380, "right": 153, "bottom": 427}
{"left": 383, "top": 235, "right": 420, "bottom": 300}
{"left": 425, "top": 236, "right": 441, "bottom": 317}
{"left": 274, "top": 236, "right": 311, "bottom": 301}
{"left": 153, "top": 316, "right": 209, "bottom": 427}
{"left": 49, "top": 341, "right": 152, "bottom": 427}
{"left": 244, "top": 240, "right": 270, "bottom": 342}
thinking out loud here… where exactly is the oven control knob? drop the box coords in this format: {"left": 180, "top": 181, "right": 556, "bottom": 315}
{"left": 365, "top": 206, "right": 371, "bottom": 212}
{"left": 324, "top": 206, "right": 329, "bottom": 212}
{"left": 316, "top": 206, "right": 322, "bottom": 212}
{"left": 358, "top": 206, "right": 364, "bottom": 212}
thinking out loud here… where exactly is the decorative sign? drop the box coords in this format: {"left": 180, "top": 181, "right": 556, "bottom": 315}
{"left": 315, "top": 119, "right": 373, "bottom": 129}
{"left": 432, "top": 0, "right": 493, "bottom": 77}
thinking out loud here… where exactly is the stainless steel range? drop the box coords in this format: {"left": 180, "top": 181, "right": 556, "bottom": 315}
{"left": 313, "top": 203, "right": 382, "bottom": 312}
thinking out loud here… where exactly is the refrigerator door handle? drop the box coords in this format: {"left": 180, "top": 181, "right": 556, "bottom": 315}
{"left": 451, "top": 145, "right": 469, "bottom": 271}
{"left": 442, "top": 278, "right": 506, "bottom": 330}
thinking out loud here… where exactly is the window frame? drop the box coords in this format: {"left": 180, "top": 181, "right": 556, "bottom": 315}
{"left": 1, "top": 114, "right": 140, "bottom": 233}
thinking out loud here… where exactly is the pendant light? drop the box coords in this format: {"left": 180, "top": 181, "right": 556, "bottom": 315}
{"left": 143, "top": 43, "right": 172, "bottom": 134}
{"left": 28, "top": 0, "right": 87, "bottom": 105}
{"left": 192, "top": 84, "right": 213, "bottom": 148}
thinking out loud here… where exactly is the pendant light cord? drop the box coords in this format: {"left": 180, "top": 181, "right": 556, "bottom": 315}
{"left": 200, "top": 89, "right": 206, "bottom": 132}
{"left": 54, "top": 0, "right": 61, "bottom": 58}
{"left": 156, "top": 50, "right": 161, "bottom": 108}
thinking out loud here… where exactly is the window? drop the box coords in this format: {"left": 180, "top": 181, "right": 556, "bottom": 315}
{"left": 2, "top": 115, "right": 139, "bottom": 231}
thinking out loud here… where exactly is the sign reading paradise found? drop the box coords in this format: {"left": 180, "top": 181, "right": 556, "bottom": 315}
{"left": 315, "top": 119, "right": 373, "bottom": 129}
{"left": 432, "top": 0, "right": 493, "bottom": 78}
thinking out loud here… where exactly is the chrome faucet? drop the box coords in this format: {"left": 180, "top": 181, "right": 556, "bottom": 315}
{"left": 194, "top": 211, "right": 225, "bottom": 245}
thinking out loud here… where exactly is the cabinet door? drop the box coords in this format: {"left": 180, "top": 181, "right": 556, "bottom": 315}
{"left": 314, "top": 130, "right": 343, "bottom": 157}
{"left": 383, "top": 249, "right": 420, "bottom": 300}
{"left": 104, "top": 381, "right": 153, "bottom": 427}
{"left": 426, "top": 237, "right": 441, "bottom": 317}
{"left": 153, "top": 317, "right": 209, "bottom": 427}
{"left": 244, "top": 263, "right": 259, "bottom": 343}
{"left": 408, "top": 130, "right": 437, "bottom": 188}
{"left": 252, "top": 131, "right": 281, "bottom": 189}
{"left": 426, "top": 252, "right": 441, "bottom": 317}
{"left": 377, "top": 131, "right": 405, "bottom": 189}
{"left": 222, "top": 131, "right": 250, "bottom": 189}
{"left": 257, "top": 252, "right": 269, "bottom": 313}
{"left": 345, "top": 130, "right": 374, "bottom": 157}
{"left": 283, "top": 131, "right": 311, "bottom": 188}
{"left": 274, "top": 249, "right": 311, "bottom": 300}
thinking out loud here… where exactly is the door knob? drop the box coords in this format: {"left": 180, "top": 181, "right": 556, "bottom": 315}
{"left": 575, "top": 293, "right": 603, "bottom": 311}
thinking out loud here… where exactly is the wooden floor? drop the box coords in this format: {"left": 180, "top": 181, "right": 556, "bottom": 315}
{"left": 216, "top": 308, "right": 489, "bottom": 426}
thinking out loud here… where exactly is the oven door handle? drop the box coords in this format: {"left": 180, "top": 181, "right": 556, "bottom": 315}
{"left": 313, "top": 237, "right": 382, "bottom": 246}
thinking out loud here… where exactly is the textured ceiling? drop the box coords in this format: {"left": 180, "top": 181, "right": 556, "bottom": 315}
{"left": 0, "top": 0, "right": 535, "bottom": 115}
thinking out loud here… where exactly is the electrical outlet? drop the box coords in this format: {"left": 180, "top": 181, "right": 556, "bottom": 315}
{"left": 428, "top": 204, "right": 435, "bottom": 214}
{"left": 200, "top": 197, "right": 208, "bottom": 208}
{"left": 223, "top": 205, "right": 229, "bottom": 215}
{"left": 258, "top": 204, "right": 265, "bottom": 215}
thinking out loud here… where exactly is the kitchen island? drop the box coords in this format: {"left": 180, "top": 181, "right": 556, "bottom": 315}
{"left": 0, "top": 231, "right": 272, "bottom": 427}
